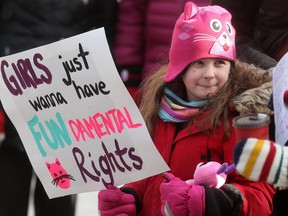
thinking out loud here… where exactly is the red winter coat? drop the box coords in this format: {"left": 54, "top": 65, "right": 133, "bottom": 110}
{"left": 124, "top": 115, "right": 274, "bottom": 216}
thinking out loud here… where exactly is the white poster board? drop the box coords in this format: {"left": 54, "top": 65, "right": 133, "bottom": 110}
{"left": 0, "top": 28, "right": 169, "bottom": 198}
{"left": 273, "top": 52, "right": 288, "bottom": 146}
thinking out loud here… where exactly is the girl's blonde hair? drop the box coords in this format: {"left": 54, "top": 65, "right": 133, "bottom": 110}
{"left": 138, "top": 60, "right": 271, "bottom": 139}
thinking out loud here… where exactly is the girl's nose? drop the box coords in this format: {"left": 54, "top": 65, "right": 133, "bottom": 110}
{"left": 203, "top": 65, "right": 215, "bottom": 80}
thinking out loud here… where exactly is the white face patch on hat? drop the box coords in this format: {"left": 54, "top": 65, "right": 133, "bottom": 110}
{"left": 210, "top": 31, "right": 234, "bottom": 58}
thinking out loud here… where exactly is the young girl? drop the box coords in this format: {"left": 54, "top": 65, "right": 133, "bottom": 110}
{"left": 98, "top": 2, "right": 274, "bottom": 216}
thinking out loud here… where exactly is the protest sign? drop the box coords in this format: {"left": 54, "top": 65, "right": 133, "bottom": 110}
{"left": 273, "top": 52, "right": 288, "bottom": 146}
{"left": 0, "top": 28, "right": 169, "bottom": 198}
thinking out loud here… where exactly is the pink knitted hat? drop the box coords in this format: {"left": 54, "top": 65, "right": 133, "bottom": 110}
{"left": 164, "top": 2, "right": 236, "bottom": 82}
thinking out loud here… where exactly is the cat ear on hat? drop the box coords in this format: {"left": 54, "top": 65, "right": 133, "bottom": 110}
{"left": 184, "top": 2, "right": 199, "bottom": 20}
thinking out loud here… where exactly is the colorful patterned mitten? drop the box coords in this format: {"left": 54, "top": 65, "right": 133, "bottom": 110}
{"left": 234, "top": 138, "right": 288, "bottom": 188}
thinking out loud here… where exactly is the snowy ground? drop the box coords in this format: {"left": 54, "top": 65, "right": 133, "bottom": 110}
{"left": 28, "top": 174, "right": 99, "bottom": 216}
{"left": 74, "top": 192, "right": 99, "bottom": 216}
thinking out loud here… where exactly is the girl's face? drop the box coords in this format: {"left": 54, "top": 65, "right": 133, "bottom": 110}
{"left": 182, "top": 58, "right": 231, "bottom": 101}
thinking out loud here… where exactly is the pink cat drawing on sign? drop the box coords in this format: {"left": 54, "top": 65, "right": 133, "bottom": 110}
{"left": 46, "top": 158, "right": 75, "bottom": 189}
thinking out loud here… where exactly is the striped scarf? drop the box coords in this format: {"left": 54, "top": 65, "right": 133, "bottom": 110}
{"left": 158, "top": 87, "right": 207, "bottom": 123}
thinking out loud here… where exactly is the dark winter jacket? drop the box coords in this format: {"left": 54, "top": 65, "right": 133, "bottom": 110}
{"left": 0, "top": 0, "right": 117, "bottom": 56}
{"left": 212, "top": 0, "right": 288, "bottom": 69}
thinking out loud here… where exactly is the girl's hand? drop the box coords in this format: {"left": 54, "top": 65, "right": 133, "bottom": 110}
{"left": 98, "top": 185, "right": 136, "bottom": 216}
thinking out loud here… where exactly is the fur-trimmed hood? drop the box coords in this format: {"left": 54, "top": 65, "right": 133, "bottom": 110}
{"left": 203, "top": 60, "right": 273, "bottom": 138}
{"left": 230, "top": 61, "right": 273, "bottom": 116}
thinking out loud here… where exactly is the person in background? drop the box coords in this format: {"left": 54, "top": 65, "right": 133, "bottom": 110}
{"left": 97, "top": 2, "right": 274, "bottom": 215}
{"left": 212, "top": 0, "right": 288, "bottom": 70}
{"left": 113, "top": 0, "right": 211, "bottom": 102}
{"left": 0, "top": 0, "right": 118, "bottom": 216}
{"left": 212, "top": 1, "right": 288, "bottom": 215}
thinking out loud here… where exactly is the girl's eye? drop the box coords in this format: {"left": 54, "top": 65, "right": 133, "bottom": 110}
{"left": 215, "top": 60, "right": 225, "bottom": 65}
{"left": 193, "top": 61, "right": 203, "bottom": 65}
